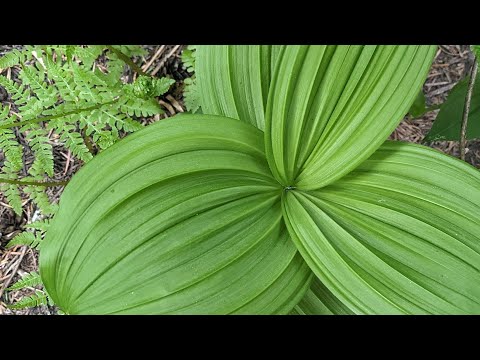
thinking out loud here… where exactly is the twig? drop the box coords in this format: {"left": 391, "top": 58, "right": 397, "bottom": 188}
{"left": 62, "top": 150, "right": 72, "bottom": 176}
{"left": 159, "top": 100, "right": 176, "bottom": 116}
{"left": 151, "top": 45, "right": 181, "bottom": 76}
{"left": 460, "top": 55, "right": 478, "bottom": 161}
{"left": 166, "top": 95, "right": 184, "bottom": 113}
{"left": 142, "top": 45, "right": 166, "bottom": 72}
{"left": 106, "top": 45, "right": 149, "bottom": 77}
{"left": 0, "top": 246, "right": 27, "bottom": 299}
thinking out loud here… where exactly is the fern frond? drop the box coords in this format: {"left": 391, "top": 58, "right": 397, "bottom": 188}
{"left": 73, "top": 45, "right": 105, "bottom": 69}
{"left": 111, "top": 45, "right": 147, "bottom": 57}
{"left": 0, "top": 49, "right": 24, "bottom": 69}
{"left": 6, "top": 232, "right": 40, "bottom": 248}
{"left": 8, "top": 289, "right": 49, "bottom": 309}
{"left": 180, "top": 46, "right": 200, "bottom": 113}
{"left": 60, "top": 126, "right": 93, "bottom": 162}
{"left": 1, "top": 45, "right": 176, "bottom": 220}
{"left": 127, "top": 76, "right": 174, "bottom": 99}
{"left": 23, "top": 184, "right": 57, "bottom": 216}
{"left": 23, "top": 125, "right": 54, "bottom": 177}
{"left": 0, "top": 128, "right": 23, "bottom": 172}
{"left": 0, "top": 105, "right": 9, "bottom": 119}
{"left": 121, "top": 117, "right": 144, "bottom": 132}
{"left": 19, "top": 65, "right": 57, "bottom": 108}
{"left": 181, "top": 45, "right": 197, "bottom": 73}
{"left": 70, "top": 63, "right": 112, "bottom": 103}
{"left": 2, "top": 183, "right": 22, "bottom": 215}
{"left": 48, "top": 119, "right": 93, "bottom": 162}
{"left": 118, "top": 96, "right": 163, "bottom": 117}
{"left": 7, "top": 271, "right": 42, "bottom": 291}
{"left": 0, "top": 75, "right": 31, "bottom": 107}
{"left": 26, "top": 219, "right": 50, "bottom": 231}
{"left": 183, "top": 77, "right": 200, "bottom": 114}
{"left": 45, "top": 58, "right": 80, "bottom": 103}
{"left": 18, "top": 97, "right": 46, "bottom": 119}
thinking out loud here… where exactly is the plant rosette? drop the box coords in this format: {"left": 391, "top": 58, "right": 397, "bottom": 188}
{"left": 40, "top": 46, "right": 480, "bottom": 314}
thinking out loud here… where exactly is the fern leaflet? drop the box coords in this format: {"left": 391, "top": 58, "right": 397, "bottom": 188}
{"left": 7, "top": 271, "right": 42, "bottom": 291}
{"left": 6, "top": 231, "right": 42, "bottom": 249}
{"left": 8, "top": 289, "right": 49, "bottom": 309}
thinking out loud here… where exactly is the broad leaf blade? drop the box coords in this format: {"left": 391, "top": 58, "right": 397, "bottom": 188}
{"left": 40, "top": 115, "right": 311, "bottom": 314}
{"left": 472, "top": 45, "right": 480, "bottom": 60}
{"left": 425, "top": 76, "right": 480, "bottom": 141}
{"left": 264, "top": 45, "right": 436, "bottom": 188}
{"left": 283, "top": 141, "right": 480, "bottom": 314}
{"left": 196, "top": 45, "right": 283, "bottom": 130}
{"left": 408, "top": 90, "right": 428, "bottom": 118}
{"left": 292, "top": 275, "right": 354, "bottom": 315}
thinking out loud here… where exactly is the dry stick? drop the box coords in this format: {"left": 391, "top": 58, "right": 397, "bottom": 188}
{"left": 151, "top": 45, "right": 181, "bottom": 76}
{"left": 0, "top": 246, "right": 27, "bottom": 299}
{"left": 460, "top": 56, "right": 478, "bottom": 161}
{"left": 142, "top": 45, "right": 166, "bottom": 72}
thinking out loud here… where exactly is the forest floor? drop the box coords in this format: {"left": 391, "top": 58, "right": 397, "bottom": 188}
{"left": 0, "top": 45, "right": 478, "bottom": 315}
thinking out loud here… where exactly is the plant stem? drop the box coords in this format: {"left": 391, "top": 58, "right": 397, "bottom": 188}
{"left": 460, "top": 55, "right": 478, "bottom": 161}
{"left": 0, "top": 99, "right": 118, "bottom": 130}
{"left": 82, "top": 127, "right": 96, "bottom": 155}
{"left": 106, "top": 46, "right": 149, "bottom": 77}
{"left": 0, "top": 178, "right": 68, "bottom": 187}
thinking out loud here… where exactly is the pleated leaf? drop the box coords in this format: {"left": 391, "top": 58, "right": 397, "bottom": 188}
{"left": 283, "top": 141, "right": 480, "bottom": 314}
{"left": 291, "top": 275, "right": 354, "bottom": 315}
{"left": 196, "top": 45, "right": 283, "bottom": 130}
{"left": 264, "top": 45, "right": 437, "bottom": 188}
{"left": 40, "top": 115, "right": 311, "bottom": 314}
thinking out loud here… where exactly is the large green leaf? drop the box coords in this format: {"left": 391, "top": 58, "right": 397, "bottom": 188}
{"left": 472, "top": 45, "right": 480, "bottom": 60}
{"left": 196, "top": 45, "right": 283, "bottom": 130}
{"left": 40, "top": 115, "right": 312, "bottom": 314}
{"left": 425, "top": 76, "right": 480, "bottom": 141}
{"left": 283, "top": 141, "right": 480, "bottom": 314}
{"left": 264, "top": 45, "right": 437, "bottom": 188}
{"left": 291, "top": 275, "right": 354, "bottom": 315}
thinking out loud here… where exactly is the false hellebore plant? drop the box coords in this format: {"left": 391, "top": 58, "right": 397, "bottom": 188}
{"left": 40, "top": 46, "right": 480, "bottom": 314}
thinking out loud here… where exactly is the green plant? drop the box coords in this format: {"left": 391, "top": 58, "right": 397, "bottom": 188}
{"left": 6, "top": 219, "right": 49, "bottom": 249}
{"left": 425, "top": 75, "right": 480, "bottom": 141}
{"left": 4, "top": 218, "right": 53, "bottom": 310}
{"left": 419, "top": 45, "right": 480, "bottom": 143}
{"left": 0, "top": 45, "right": 174, "bottom": 215}
{"left": 407, "top": 89, "right": 441, "bottom": 118}
{"left": 181, "top": 45, "right": 200, "bottom": 113}
{"left": 39, "top": 45, "right": 480, "bottom": 314}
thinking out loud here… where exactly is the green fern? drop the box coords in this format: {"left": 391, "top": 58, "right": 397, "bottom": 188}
{"left": 0, "top": 45, "right": 173, "bottom": 215}
{"left": 181, "top": 45, "right": 200, "bottom": 113}
{"left": 7, "top": 271, "right": 42, "bottom": 291}
{"left": 182, "top": 45, "right": 197, "bottom": 73}
{"left": 2, "top": 183, "right": 22, "bottom": 215}
{"left": 8, "top": 289, "right": 49, "bottom": 310}
{"left": 183, "top": 77, "right": 200, "bottom": 114}
{"left": 6, "top": 231, "right": 42, "bottom": 249}
{"left": 22, "top": 124, "right": 55, "bottom": 177}
{"left": 0, "top": 48, "right": 32, "bottom": 69}
{"left": 24, "top": 184, "right": 58, "bottom": 215}
{"left": 111, "top": 45, "right": 147, "bottom": 58}
{"left": 128, "top": 76, "right": 175, "bottom": 99}
{"left": 25, "top": 219, "right": 50, "bottom": 231}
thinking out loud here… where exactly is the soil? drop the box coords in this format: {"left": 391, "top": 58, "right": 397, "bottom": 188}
{"left": 0, "top": 45, "right": 478, "bottom": 315}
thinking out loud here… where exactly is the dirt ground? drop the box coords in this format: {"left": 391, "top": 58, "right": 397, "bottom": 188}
{"left": 0, "top": 45, "right": 478, "bottom": 315}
